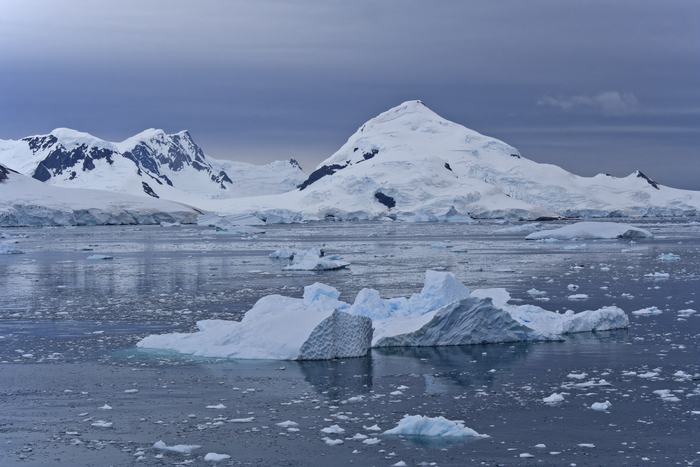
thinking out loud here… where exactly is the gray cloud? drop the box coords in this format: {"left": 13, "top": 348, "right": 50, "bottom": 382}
{"left": 538, "top": 92, "right": 641, "bottom": 116}
{"left": 1, "top": 0, "right": 698, "bottom": 188}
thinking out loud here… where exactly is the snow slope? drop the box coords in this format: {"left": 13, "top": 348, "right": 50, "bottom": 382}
{"left": 0, "top": 163, "right": 199, "bottom": 226}
{"left": 0, "top": 128, "right": 306, "bottom": 205}
{"left": 202, "top": 100, "right": 700, "bottom": 220}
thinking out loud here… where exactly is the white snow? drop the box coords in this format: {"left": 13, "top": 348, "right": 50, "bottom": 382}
{"left": 525, "top": 222, "right": 653, "bottom": 241}
{"left": 383, "top": 415, "right": 488, "bottom": 438}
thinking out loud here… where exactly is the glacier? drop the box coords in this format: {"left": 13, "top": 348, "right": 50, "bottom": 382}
{"left": 137, "top": 270, "right": 629, "bottom": 360}
{"left": 0, "top": 163, "right": 199, "bottom": 227}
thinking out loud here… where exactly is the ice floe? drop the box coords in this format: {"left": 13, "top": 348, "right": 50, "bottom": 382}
{"left": 0, "top": 241, "right": 23, "bottom": 254}
{"left": 383, "top": 415, "right": 488, "bottom": 438}
{"left": 153, "top": 441, "right": 201, "bottom": 454}
{"left": 525, "top": 222, "right": 653, "bottom": 241}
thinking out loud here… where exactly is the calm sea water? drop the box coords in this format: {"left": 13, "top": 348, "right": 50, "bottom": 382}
{"left": 1, "top": 220, "right": 698, "bottom": 466}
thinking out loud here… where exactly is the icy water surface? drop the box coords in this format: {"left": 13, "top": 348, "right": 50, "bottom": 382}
{"left": 1, "top": 221, "right": 699, "bottom": 466}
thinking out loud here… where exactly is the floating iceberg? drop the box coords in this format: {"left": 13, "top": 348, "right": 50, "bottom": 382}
{"left": 138, "top": 270, "right": 629, "bottom": 360}
{"left": 276, "top": 247, "right": 350, "bottom": 271}
{"left": 0, "top": 241, "right": 23, "bottom": 254}
{"left": 197, "top": 212, "right": 266, "bottom": 233}
{"left": 137, "top": 283, "right": 372, "bottom": 360}
{"left": 383, "top": 415, "right": 488, "bottom": 438}
{"left": 525, "top": 222, "right": 653, "bottom": 240}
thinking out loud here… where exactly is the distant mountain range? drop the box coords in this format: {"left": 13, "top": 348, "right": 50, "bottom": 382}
{"left": 0, "top": 128, "right": 306, "bottom": 206}
{"left": 2, "top": 100, "right": 700, "bottom": 225}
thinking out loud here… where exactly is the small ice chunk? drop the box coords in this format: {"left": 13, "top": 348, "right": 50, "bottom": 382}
{"left": 590, "top": 401, "right": 612, "bottom": 411}
{"left": 384, "top": 415, "right": 488, "bottom": 438}
{"left": 91, "top": 420, "right": 112, "bottom": 428}
{"left": 543, "top": 393, "right": 565, "bottom": 404}
{"left": 206, "top": 404, "right": 227, "bottom": 409}
{"left": 87, "top": 254, "right": 113, "bottom": 260}
{"left": 99, "top": 404, "right": 112, "bottom": 410}
{"left": 632, "top": 307, "right": 662, "bottom": 316}
{"left": 204, "top": 453, "right": 231, "bottom": 462}
{"left": 153, "top": 441, "right": 201, "bottom": 454}
{"left": 321, "top": 425, "right": 345, "bottom": 434}
{"left": 276, "top": 420, "right": 298, "bottom": 427}
{"left": 0, "top": 242, "right": 23, "bottom": 254}
{"left": 657, "top": 253, "right": 680, "bottom": 261}
{"left": 568, "top": 294, "right": 589, "bottom": 300}
{"left": 362, "top": 438, "right": 381, "bottom": 445}
{"left": 322, "top": 437, "right": 344, "bottom": 445}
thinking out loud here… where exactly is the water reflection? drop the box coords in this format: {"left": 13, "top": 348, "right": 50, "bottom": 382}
{"left": 297, "top": 355, "right": 374, "bottom": 399}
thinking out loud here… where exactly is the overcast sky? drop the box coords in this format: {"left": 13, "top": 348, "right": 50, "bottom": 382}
{"left": 1, "top": 1, "right": 698, "bottom": 188}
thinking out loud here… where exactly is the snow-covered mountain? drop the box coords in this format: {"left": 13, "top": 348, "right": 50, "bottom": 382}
{"left": 3, "top": 101, "right": 699, "bottom": 223}
{"left": 202, "top": 100, "right": 700, "bottom": 221}
{"left": 0, "top": 163, "right": 199, "bottom": 226}
{"left": 0, "top": 128, "right": 306, "bottom": 205}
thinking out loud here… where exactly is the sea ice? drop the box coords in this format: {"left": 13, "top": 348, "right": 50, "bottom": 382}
{"left": 384, "top": 415, "right": 488, "bottom": 438}
{"left": 590, "top": 401, "right": 612, "bottom": 411}
{"left": 644, "top": 272, "right": 670, "bottom": 279}
{"left": 525, "top": 222, "right": 653, "bottom": 241}
{"left": 153, "top": 441, "right": 201, "bottom": 454}
{"left": 0, "top": 241, "right": 23, "bottom": 254}
{"left": 543, "top": 393, "right": 565, "bottom": 404}
{"left": 657, "top": 253, "right": 680, "bottom": 261}
{"left": 204, "top": 452, "right": 231, "bottom": 462}
{"left": 632, "top": 307, "right": 662, "bottom": 316}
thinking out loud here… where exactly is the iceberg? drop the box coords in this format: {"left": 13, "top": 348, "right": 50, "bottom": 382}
{"left": 137, "top": 283, "right": 372, "bottom": 360}
{"left": 138, "top": 270, "right": 629, "bottom": 360}
{"left": 526, "top": 222, "right": 653, "bottom": 240}
{"left": 383, "top": 415, "right": 488, "bottom": 438}
{"left": 0, "top": 241, "right": 23, "bottom": 254}
{"left": 276, "top": 247, "right": 350, "bottom": 271}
